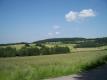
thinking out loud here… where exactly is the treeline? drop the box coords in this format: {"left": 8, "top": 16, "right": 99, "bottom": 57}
{"left": 33, "top": 37, "right": 107, "bottom": 44}
{"left": 74, "top": 41, "right": 102, "bottom": 48}
{"left": 0, "top": 47, "right": 17, "bottom": 57}
{"left": 0, "top": 42, "right": 29, "bottom": 46}
{"left": 0, "top": 37, "right": 107, "bottom": 47}
{"left": 34, "top": 38, "right": 86, "bottom": 44}
{"left": 74, "top": 37, "right": 107, "bottom": 48}
{"left": 0, "top": 45, "right": 70, "bottom": 57}
{"left": 94, "top": 37, "right": 107, "bottom": 45}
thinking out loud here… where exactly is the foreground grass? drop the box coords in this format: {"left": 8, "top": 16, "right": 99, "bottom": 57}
{"left": 0, "top": 50, "right": 107, "bottom": 80}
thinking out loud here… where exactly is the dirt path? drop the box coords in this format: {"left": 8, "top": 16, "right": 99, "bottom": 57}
{"left": 45, "top": 64, "right": 107, "bottom": 80}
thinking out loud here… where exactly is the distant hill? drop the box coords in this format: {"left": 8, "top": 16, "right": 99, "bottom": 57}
{"left": 0, "top": 37, "right": 107, "bottom": 46}
{"left": 33, "top": 37, "right": 107, "bottom": 44}
{"left": 33, "top": 38, "right": 86, "bottom": 44}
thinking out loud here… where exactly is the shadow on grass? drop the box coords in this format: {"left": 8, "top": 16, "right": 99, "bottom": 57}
{"left": 73, "top": 56, "right": 107, "bottom": 80}
{"left": 73, "top": 64, "right": 107, "bottom": 80}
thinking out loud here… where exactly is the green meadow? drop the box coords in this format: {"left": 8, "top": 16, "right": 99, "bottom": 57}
{"left": 0, "top": 50, "right": 107, "bottom": 80}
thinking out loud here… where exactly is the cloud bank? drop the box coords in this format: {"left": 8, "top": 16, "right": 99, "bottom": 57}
{"left": 65, "top": 9, "right": 96, "bottom": 22}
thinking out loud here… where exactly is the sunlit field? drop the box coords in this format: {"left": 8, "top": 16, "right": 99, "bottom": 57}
{"left": 0, "top": 50, "right": 107, "bottom": 80}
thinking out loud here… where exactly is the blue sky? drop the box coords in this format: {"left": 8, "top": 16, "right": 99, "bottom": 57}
{"left": 0, "top": 0, "right": 107, "bottom": 43}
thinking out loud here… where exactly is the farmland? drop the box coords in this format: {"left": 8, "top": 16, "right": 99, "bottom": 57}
{"left": 0, "top": 37, "right": 107, "bottom": 80}
{"left": 0, "top": 50, "right": 107, "bottom": 80}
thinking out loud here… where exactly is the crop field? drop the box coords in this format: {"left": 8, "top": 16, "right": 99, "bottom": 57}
{"left": 0, "top": 50, "right": 107, "bottom": 80}
{"left": 0, "top": 44, "right": 25, "bottom": 50}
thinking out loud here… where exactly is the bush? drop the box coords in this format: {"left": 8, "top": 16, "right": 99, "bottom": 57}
{"left": 52, "top": 46, "right": 70, "bottom": 54}
{"left": 25, "top": 43, "right": 30, "bottom": 47}
{"left": 0, "top": 47, "right": 16, "bottom": 57}
{"left": 0, "top": 45, "right": 70, "bottom": 57}
{"left": 17, "top": 46, "right": 40, "bottom": 56}
{"left": 74, "top": 41, "right": 102, "bottom": 48}
{"left": 40, "top": 46, "right": 50, "bottom": 55}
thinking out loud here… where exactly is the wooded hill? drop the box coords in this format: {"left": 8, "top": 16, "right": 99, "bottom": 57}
{"left": 34, "top": 37, "right": 107, "bottom": 48}
{"left": 34, "top": 37, "right": 107, "bottom": 44}
{"left": 0, "top": 37, "right": 107, "bottom": 46}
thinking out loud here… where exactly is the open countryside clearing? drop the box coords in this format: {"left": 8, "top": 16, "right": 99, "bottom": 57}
{"left": 0, "top": 50, "right": 107, "bottom": 80}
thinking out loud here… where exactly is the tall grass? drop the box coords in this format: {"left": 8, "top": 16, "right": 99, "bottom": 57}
{"left": 0, "top": 50, "right": 107, "bottom": 80}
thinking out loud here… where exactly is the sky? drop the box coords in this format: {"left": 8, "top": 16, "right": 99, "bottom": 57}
{"left": 0, "top": 0, "right": 107, "bottom": 43}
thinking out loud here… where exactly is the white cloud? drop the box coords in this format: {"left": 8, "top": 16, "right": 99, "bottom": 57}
{"left": 53, "top": 25, "right": 60, "bottom": 29}
{"left": 55, "top": 32, "right": 60, "bottom": 35}
{"left": 65, "top": 9, "right": 96, "bottom": 22}
{"left": 45, "top": 32, "right": 53, "bottom": 36}
{"left": 65, "top": 11, "right": 78, "bottom": 22}
{"left": 47, "top": 32, "right": 53, "bottom": 35}
{"left": 46, "top": 31, "right": 60, "bottom": 37}
{"left": 79, "top": 9, "right": 95, "bottom": 17}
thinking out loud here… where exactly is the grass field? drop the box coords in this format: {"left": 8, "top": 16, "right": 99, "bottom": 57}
{"left": 0, "top": 50, "right": 107, "bottom": 80}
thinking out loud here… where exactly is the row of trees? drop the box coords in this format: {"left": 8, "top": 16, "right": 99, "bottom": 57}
{"left": 0, "top": 47, "right": 17, "bottom": 57}
{"left": 74, "top": 41, "right": 104, "bottom": 48}
{"left": 0, "top": 42, "right": 29, "bottom": 46}
{"left": 0, "top": 45, "right": 70, "bottom": 57}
